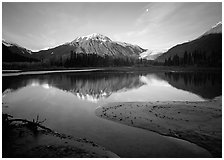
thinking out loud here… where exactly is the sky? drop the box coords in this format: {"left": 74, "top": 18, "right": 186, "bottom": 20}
{"left": 2, "top": 2, "right": 222, "bottom": 52}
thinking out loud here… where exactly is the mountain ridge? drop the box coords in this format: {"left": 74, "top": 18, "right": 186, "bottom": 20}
{"left": 3, "top": 33, "right": 146, "bottom": 64}
{"left": 202, "top": 22, "right": 222, "bottom": 37}
{"left": 156, "top": 21, "right": 222, "bottom": 67}
{"left": 3, "top": 21, "right": 222, "bottom": 68}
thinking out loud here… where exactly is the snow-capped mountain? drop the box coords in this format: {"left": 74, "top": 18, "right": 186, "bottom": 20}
{"left": 30, "top": 33, "right": 146, "bottom": 61}
{"left": 3, "top": 33, "right": 146, "bottom": 63}
{"left": 72, "top": 33, "right": 112, "bottom": 42}
{"left": 67, "top": 33, "right": 146, "bottom": 58}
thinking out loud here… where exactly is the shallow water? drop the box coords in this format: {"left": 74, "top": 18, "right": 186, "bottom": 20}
{"left": 2, "top": 70, "right": 221, "bottom": 157}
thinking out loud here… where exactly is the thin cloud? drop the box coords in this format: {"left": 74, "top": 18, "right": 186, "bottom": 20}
{"left": 115, "top": 2, "right": 222, "bottom": 50}
{"left": 2, "top": 2, "right": 222, "bottom": 51}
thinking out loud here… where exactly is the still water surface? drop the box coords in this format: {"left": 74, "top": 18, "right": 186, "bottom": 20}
{"left": 2, "top": 70, "right": 221, "bottom": 157}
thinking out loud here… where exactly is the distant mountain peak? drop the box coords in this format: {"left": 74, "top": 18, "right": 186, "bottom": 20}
{"left": 67, "top": 33, "right": 145, "bottom": 57}
{"left": 73, "top": 33, "right": 112, "bottom": 43}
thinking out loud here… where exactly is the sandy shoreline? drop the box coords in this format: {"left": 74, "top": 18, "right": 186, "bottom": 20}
{"left": 3, "top": 118, "right": 118, "bottom": 158}
{"left": 95, "top": 96, "right": 222, "bottom": 157}
{"left": 2, "top": 68, "right": 104, "bottom": 77}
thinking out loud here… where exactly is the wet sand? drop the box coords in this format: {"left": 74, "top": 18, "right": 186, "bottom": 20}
{"left": 3, "top": 122, "right": 118, "bottom": 158}
{"left": 95, "top": 96, "right": 222, "bottom": 157}
{"left": 2, "top": 68, "right": 104, "bottom": 77}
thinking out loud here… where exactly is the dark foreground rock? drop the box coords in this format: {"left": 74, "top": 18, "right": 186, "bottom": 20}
{"left": 2, "top": 115, "right": 118, "bottom": 158}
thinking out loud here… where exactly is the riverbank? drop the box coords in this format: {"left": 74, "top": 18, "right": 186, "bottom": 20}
{"left": 2, "top": 66, "right": 221, "bottom": 78}
{"left": 3, "top": 65, "right": 222, "bottom": 73}
{"left": 95, "top": 96, "right": 222, "bottom": 157}
{"left": 2, "top": 68, "right": 104, "bottom": 77}
{"left": 2, "top": 114, "right": 118, "bottom": 158}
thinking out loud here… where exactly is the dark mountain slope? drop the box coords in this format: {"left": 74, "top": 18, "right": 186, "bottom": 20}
{"left": 156, "top": 34, "right": 221, "bottom": 62}
{"left": 2, "top": 43, "right": 39, "bottom": 62}
{"left": 156, "top": 22, "right": 222, "bottom": 67}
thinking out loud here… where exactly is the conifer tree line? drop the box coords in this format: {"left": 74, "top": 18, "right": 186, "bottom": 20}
{"left": 48, "top": 50, "right": 148, "bottom": 67}
{"left": 164, "top": 50, "right": 221, "bottom": 67}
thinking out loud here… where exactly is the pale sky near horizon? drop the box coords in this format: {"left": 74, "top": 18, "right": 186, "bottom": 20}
{"left": 2, "top": 2, "right": 222, "bottom": 51}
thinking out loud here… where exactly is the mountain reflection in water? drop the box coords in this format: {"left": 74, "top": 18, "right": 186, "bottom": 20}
{"left": 161, "top": 71, "right": 222, "bottom": 99}
{"left": 3, "top": 72, "right": 144, "bottom": 102}
{"left": 2, "top": 70, "right": 222, "bottom": 101}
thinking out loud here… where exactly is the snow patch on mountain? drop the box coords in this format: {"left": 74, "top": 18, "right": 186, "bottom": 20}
{"left": 115, "top": 41, "right": 136, "bottom": 47}
{"left": 140, "top": 49, "right": 167, "bottom": 60}
{"left": 65, "top": 33, "right": 145, "bottom": 58}
{"left": 73, "top": 33, "right": 112, "bottom": 43}
{"left": 2, "top": 40, "right": 14, "bottom": 47}
{"left": 212, "top": 21, "right": 222, "bottom": 29}
{"left": 202, "top": 21, "right": 222, "bottom": 37}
